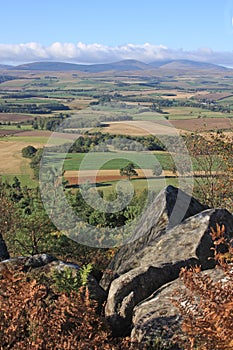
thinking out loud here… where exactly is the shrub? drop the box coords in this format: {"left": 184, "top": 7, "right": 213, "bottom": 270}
{"left": 51, "top": 264, "right": 92, "bottom": 294}
{"left": 22, "top": 145, "right": 38, "bottom": 158}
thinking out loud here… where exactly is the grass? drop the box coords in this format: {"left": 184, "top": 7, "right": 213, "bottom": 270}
{"left": 216, "top": 95, "right": 233, "bottom": 104}
{"left": 3, "top": 136, "right": 51, "bottom": 144}
{"left": 4, "top": 98, "right": 63, "bottom": 104}
{"left": 45, "top": 152, "right": 173, "bottom": 172}
{"left": 3, "top": 135, "right": 73, "bottom": 145}
{"left": 163, "top": 107, "right": 226, "bottom": 119}
{"left": 0, "top": 174, "right": 38, "bottom": 188}
{"left": 0, "top": 125, "right": 33, "bottom": 130}
{"left": 95, "top": 177, "right": 179, "bottom": 197}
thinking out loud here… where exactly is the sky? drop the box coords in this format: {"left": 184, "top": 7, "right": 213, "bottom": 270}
{"left": 1, "top": 0, "right": 233, "bottom": 65}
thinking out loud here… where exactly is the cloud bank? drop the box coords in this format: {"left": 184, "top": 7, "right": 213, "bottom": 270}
{"left": 0, "top": 42, "right": 233, "bottom": 66}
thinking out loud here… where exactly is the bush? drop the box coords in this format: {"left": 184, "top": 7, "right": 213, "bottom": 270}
{"left": 22, "top": 145, "right": 38, "bottom": 158}
{"left": 51, "top": 264, "right": 92, "bottom": 294}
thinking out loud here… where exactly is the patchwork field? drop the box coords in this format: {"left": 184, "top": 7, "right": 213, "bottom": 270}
{"left": 1, "top": 66, "right": 233, "bottom": 193}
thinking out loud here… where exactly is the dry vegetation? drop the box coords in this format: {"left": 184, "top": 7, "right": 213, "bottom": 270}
{"left": 173, "top": 225, "right": 233, "bottom": 350}
{"left": 0, "top": 265, "right": 138, "bottom": 350}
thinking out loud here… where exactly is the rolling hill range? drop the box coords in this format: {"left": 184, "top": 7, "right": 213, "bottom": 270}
{"left": 7, "top": 60, "right": 149, "bottom": 72}
{"left": 1, "top": 59, "right": 229, "bottom": 73}
{"left": 0, "top": 64, "right": 13, "bottom": 70}
{"left": 149, "top": 59, "right": 228, "bottom": 71}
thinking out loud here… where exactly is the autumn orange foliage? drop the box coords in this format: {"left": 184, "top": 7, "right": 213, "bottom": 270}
{"left": 174, "top": 225, "right": 233, "bottom": 350}
{"left": 0, "top": 265, "right": 135, "bottom": 350}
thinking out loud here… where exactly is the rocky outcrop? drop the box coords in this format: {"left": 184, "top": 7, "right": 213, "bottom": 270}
{"left": 1, "top": 185, "right": 232, "bottom": 345}
{"left": 131, "top": 268, "right": 231, "bottom": 345}
{"left": 0, "top": 234, "right": 10, "bottom": 261}
{"left": 102, "top": 186, "right": 233, "bottom": 337}
{"left": 100, "top": 185, "right": 207, "bottom": 290}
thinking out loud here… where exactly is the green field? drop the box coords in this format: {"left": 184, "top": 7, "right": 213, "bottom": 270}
{"left": 44, "top": 151, "right": 175, "bottom": 172}
{"left": 3, "top": 135, "right": 73, "bottom": 145}
{"left": 0, "top": 174, "right": 38, "bottom": 188}
{"left": 94, "top": 177, "right": 179, "bottom": 197}
{"left": 3, "top": 136, "right": 51, "bottom": 144}
{"left": 163, "top": 107, "right": 226, "bottom": 119}
{"left": 0, "top": 125, "right": 33, "bottom": 130}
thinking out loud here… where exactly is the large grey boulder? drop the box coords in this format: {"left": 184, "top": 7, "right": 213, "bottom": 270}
{"left": 0, "top": 234, "right": 10, "bottom": 261}
{"left": 100, "top": 185, "right": 207, "bottom": 290}
{"left": 131, "top": 267, "right": 231, "bottom": 346}
{"left": 104, "top": 208, "right": 233, "bottom": 336}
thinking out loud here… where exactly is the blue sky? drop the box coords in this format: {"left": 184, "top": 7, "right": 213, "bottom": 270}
{"left": 1, "top": 0, "right": 233, "bottom": 65}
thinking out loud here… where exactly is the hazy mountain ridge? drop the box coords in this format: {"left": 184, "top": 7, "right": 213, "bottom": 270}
{"left": 0, "top": 64, "right": 13, "bottom": 69}
{"left": 0, "top": 59, "right": 229, "bottom": 72}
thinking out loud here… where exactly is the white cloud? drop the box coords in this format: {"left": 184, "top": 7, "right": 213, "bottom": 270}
{"left": 0, "top": 42, "right": 233, "bottom": 66}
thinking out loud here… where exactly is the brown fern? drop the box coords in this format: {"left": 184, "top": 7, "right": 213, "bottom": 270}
{"left": 173, "top": 225, "right": 233, "bottom": 350}
{"left": 0, "top": 265, "right": 141, "bottom": 349}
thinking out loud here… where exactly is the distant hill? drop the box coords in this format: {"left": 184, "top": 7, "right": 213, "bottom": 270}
{"left": 11, "top": 59, "right": 149, "bottom": 72}
{"left": 7, "top": 59, "right": 229, "bottom": 73}
{"left": 150, "top": 59, "right": 227, "bottom": 71}
{"left": 0, "top": 64, "right": 13, "bottom": 70}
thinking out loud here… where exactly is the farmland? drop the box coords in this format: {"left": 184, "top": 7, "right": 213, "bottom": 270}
{"left": 0, "top": 63, "right": 233, "bottom": 194}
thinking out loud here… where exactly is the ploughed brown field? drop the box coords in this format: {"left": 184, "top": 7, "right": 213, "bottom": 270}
{"left": 0, "top": 113, "right": 34, "bottom": 122}
{"left": 193, "top": 92, "right": 233, "bottom": 101}
{"left": 170, "top": 117, "right": 233, "bottom": 131}
{"left": 100, "top": 118, "right": 233, "bottom": 136}
{"left": 0, "top": 129, "right": 23, "bottom": 136}
{"left": 0, "top": 129, "right": 82, "bottom": 141}
{"left": 65, "top": 169, "right": 153, "bottom": 185}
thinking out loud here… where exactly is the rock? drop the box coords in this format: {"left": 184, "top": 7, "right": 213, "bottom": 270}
{"left": 104, "top": 208, "right": 233, "bottom": 336}
{"left": 100, "top": 185, "right": 207, "bottom": 290}
{"left": 131, "top": 268, "right": 231, "bottom": 346}
{"left": 0, "top": 234, "right": 10, "bottom": 261}
{"left": 23, "top": 253, "right": 58, "bottom": 270}
{"left": 0, "top": 254, "right": 57, "bottom": 271}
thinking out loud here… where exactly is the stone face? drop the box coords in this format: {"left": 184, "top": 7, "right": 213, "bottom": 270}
{"left": 0, "top": 234, "right": 10, "bottom": 261}
{"left": 100, "top": 185, "right": 207, "bottom": 290}
{"left": 104, "top": 206, "right": 233, "bottom": 336}
{"left": 131, "top": 268, "right": 230, "bottom": 345}
{"left": 23, "top": 253, "right": 58, "bottom": 270}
